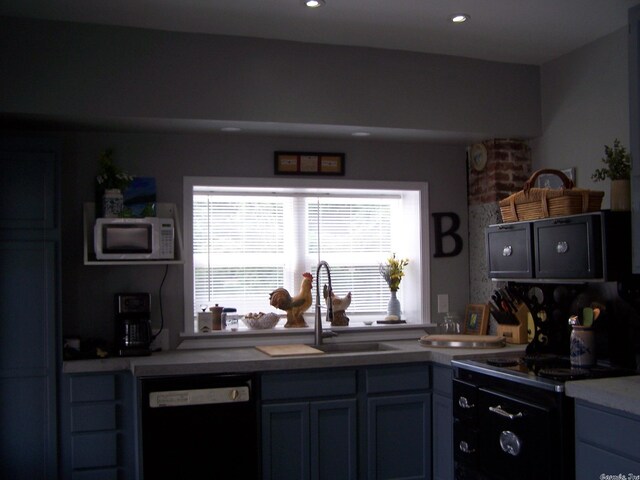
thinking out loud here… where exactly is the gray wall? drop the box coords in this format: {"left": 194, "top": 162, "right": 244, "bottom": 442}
{"left": 0, "top": 16, "right": 540, "bottom": 139}
{"left": 55, "top": 130, "right": 467, "bottom": 348}
{"left": 531, "top": 27, "right": 630, "bottom": 205}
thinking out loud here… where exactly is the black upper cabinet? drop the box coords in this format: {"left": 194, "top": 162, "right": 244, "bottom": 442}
{"left": 486, "top": 222, "right": 533, "bottom": 279}
{"left": 486, "top": 211, "right": 631, "bottom": 282}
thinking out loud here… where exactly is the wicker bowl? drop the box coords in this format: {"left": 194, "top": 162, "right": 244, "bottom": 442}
{"left": 242, "top": 312, "right": 280, "bottom": 330}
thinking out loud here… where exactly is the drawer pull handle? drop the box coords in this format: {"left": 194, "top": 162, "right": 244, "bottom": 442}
{"left": 499, "top": 430, "right": 522, "bottom": 456}
{"left": 489, "top": 405, "right": 523, "bottom": 420}
{"left": 556, "top": 241, "right": 569, "bottom": 254}
{"left": 459, "top": 441, "right": 475, "bottom": 454}
{"left": 458, "top": 396, "right": 475, "bottom": 409}
{"left": 502, "top": 246, "right": 512, "bottom": 257}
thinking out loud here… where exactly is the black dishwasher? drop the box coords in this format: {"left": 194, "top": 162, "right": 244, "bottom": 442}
{"left": 140, "top": 373, "right": 259, "bottom": 479}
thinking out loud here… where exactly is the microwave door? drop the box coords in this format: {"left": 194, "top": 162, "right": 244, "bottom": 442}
{"left": 105, "top": 225, "right": 152, "bottom": 253}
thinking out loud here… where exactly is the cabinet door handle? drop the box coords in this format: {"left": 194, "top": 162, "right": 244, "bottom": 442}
{"left": 458, "top": 396, "right": 475, "bottom": 409}
{"left": 556, "top": 241, "right": 569, "bottom": 254}
{"left": 489, "top": 405, "right": 523, "bottom": 420}
{"left": 459, "top": 441, "right": 475, "bottom": 454}
{"left": 502, "top": 245, "right": 512, "bottom": 257}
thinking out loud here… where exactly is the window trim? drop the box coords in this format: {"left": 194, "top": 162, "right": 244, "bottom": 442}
{"left": 183, "top": 176, "right": 430, "bottom": 335}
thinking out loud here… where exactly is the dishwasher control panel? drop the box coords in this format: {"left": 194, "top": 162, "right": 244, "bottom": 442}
{"left": 149, "top": 386, "right": 250, "bottom": 407}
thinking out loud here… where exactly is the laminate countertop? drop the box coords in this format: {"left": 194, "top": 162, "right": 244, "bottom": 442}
{"left": 566, "top": 375, "right": 640, "bottom": 417}
{"left": 63, "top": 338, "right": 526, "bottom": 377}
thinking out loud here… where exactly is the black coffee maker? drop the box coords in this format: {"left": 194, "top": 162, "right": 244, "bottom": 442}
{"left": 115, "top": 292, "right": 152, "bottom": 356}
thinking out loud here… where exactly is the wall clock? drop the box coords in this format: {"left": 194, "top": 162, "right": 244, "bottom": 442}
{"left": 470, "top": 143, "right": 488, "bottom": 172}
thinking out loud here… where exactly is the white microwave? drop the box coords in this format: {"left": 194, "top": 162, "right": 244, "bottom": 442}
{"left": 94, "top": 217, "right": 175, "bottom": 260}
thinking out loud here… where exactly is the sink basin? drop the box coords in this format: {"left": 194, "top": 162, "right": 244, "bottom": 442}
{"left": 314, "top": 342, "right": 397, "bottom": 354}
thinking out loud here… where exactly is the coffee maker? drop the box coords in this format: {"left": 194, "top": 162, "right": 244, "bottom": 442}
{"left": 115, "top": 293, "right": 152, "bottom": 356}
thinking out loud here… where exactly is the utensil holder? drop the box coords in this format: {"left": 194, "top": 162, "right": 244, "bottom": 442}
{"left": 570, "top": 325, "right": 595, "bottom": 367}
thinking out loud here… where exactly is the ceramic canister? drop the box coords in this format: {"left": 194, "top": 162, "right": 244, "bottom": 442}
{"left": 570, "top": 325, "right": 595, "bottom": 367}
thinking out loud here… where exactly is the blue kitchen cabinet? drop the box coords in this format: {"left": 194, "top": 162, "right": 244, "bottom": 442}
{"left": 432, "top": 365, "right": 453, "bottom": 480}
{"left": 0, "top": 139, "right": 60, "bottom": 479}
{"left": 261, "top": 369, "right": 358, "bottom": 480}
{"left": 261, "top": 363, "right": 432, "bottom": 480}
{"left": 59, "top": 372, "right": 139, "bottom": 480}
{"left": 575, "top": 401, "right": 640, "bottom": 477}
{"left": 364, "top": 364, "right": 432, "bottom": 480}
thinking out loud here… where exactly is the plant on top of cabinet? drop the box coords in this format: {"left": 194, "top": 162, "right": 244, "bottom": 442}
{"left": 96, "top": 148, "right": 133, "bottom": 217}
{"left": 592, "top": 139, "right": 632, "bottom": 211}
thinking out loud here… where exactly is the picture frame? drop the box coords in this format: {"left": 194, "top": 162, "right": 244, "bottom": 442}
{"left": 463, "top": 304, "right": 489, "bottom": 335}
{"left": 536, "top": 167, "right": 576, "bottom": 188}
{"left": 274, "top": 151, "right": 345, "bottom": 176}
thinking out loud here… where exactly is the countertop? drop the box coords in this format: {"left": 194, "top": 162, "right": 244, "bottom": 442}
{"left": 62, "top": 338, "right": 526, "bottom": 377}
{"left": 565, "top": 375, "right": 640, "bottom": 417}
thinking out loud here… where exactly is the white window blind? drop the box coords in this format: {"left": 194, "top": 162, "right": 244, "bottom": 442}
{"left": 192, "top": 193, "right": 397, "bottom": 316}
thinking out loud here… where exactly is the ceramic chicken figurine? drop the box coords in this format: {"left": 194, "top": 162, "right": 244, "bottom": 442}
{"left": 323, "top": 284, "right": 351, "bottom": 326}
{"left": 269, "top": 272, "right": 313, "bottom": 328}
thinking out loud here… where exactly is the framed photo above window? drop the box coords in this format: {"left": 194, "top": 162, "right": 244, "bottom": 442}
{"left": 274, "top": 151, "right": 345, "bottom": 176}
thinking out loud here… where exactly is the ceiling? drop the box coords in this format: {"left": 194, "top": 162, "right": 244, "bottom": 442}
{"left": 2, "top": 0, "right": 640, "bottom": 65}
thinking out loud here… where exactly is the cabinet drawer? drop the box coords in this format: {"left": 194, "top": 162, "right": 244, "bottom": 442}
{"left": 70, "top": 375, "right": 115, "bottom": 403}
{"left": 452, "top": 379, "right": 478, "bottom": 421}
{"left": 576, "top": 402, "right": 640, "bottom": 462}
{"left": 262, "top": 369, "right": 356, "bottom": 400}
{"left": 486, "top": 223, "right": 533, "bottom": 278}
{"left": 365, "top": 364, "right": 430, "bottom": 393}
{"left": 71, "top": 404, "right": 117, "bottom": 432}
{"left": 534, "top": 215, "right": 602, "bottom": 278}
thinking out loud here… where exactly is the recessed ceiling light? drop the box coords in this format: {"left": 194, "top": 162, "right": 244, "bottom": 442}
{"left": 352, "top": 132, "right": 370, "bottom": 137}
{"left": 450, "top": 13, "right": 470, "bottom": 23}
{"left": 305, "top": 0, "right": 325, "bottom": 8}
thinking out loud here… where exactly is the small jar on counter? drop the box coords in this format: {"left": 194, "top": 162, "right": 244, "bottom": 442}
{"left": 223, "top": 307, "right": 239, "bottom": 331}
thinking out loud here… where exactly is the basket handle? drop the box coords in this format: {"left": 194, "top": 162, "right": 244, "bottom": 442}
{"left": 523, "top": 169, "right": 575, "bottom": 194}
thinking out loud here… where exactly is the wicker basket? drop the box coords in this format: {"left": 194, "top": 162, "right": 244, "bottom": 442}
{"left": 499, "top": 169, "right": 604, "bottom": 223}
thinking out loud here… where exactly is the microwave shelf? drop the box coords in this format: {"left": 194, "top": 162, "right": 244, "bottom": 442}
{"left": 83, "top": 202, "right": 184, "bottom": 265}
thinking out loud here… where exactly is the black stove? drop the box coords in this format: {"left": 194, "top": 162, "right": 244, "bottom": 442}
{"left": 452, "top": 351, "right": 633, "bottom": 392}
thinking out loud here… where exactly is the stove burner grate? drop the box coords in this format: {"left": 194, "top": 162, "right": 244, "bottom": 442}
{"left": 485, "top": 357, "right": 520, "bottom": 367}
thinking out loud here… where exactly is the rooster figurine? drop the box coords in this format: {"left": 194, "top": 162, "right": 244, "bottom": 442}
{"left": 269, "top": 272, "right": 313, "bottom": 328}
{"left": 323, "top": 284, "right": 352, "bottom": 326}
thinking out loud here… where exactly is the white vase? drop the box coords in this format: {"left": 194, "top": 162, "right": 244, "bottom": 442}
{"left": 102, "top": 188, "right": 124, "bottom": 217}
{"left": 610, "top": 179, "right": 630, "bottom": 211}
{"left": 387, "top": 290, "right": 401, "bottom": 319}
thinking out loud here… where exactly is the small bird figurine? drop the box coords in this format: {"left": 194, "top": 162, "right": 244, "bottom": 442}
{"left": 269, "top": 272, "right": 313, "bottom": 328}
{"left": 323, "top": 284, "right": 351, "bottom": 326}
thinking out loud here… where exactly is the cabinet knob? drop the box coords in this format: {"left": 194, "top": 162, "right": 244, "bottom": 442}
{"left": 459, "top": 441, "right": 475, "bottom": 454}
{"left": 556, "top": 241, "right": 569, "bottom": 254}
{"left": 499, "top": 430, "right": 522, "bottom": 456}
{"left": 502, "top": 246, "right": 512, "bottom": 257}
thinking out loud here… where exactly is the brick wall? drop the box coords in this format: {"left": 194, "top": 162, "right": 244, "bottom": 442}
{"left": 468, "top": 139, "right": 532, "bottom": 206}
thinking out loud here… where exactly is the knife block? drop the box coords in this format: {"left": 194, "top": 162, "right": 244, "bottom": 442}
{"left": 496, "top": 303, "right": 529, "bottom": 344}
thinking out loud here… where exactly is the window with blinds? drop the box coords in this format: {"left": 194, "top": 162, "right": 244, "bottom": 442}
{"left": 185, "top": 177, "right": 427, "bottom": 333}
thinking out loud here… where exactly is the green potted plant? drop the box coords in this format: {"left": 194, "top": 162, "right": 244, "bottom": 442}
{"left": 591, "top": 138, "right": 632, "bottom": 211}
{"left": 96, "top": 148, "right": 133, "bottom": 217}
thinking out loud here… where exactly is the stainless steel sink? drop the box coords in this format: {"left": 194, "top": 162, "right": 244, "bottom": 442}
{"left": 314, "top": 342, "right": 397, "bottom": 354}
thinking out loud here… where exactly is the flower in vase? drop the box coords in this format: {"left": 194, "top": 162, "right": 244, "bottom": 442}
{"left": 379, "top": 253, "right": 409, "bottom": 292}
{"left": 96, "top": 148, "right": 133, "bottom": 191}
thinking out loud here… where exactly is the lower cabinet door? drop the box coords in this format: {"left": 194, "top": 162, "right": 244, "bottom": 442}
{"left": 366, "top": 393, "right": 432, "bottom": 480}
{"left": 432, "top": 392, "right": 453, "bottom": 480}
{"left": 262, "top": 399, "right": 357, "bottom": 480}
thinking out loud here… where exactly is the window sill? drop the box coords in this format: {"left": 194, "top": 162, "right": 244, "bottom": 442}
{"left": 177, "top": 321, "right": 437, "bottom": 350}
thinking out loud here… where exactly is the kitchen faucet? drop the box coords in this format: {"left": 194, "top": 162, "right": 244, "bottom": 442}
{"left": 314, "top": 260, "right": 337, "bottom": 346}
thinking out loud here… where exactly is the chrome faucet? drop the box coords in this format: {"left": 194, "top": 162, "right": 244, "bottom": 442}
{"left": 315, "top": 260, "right": 337, "bottom": 346}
